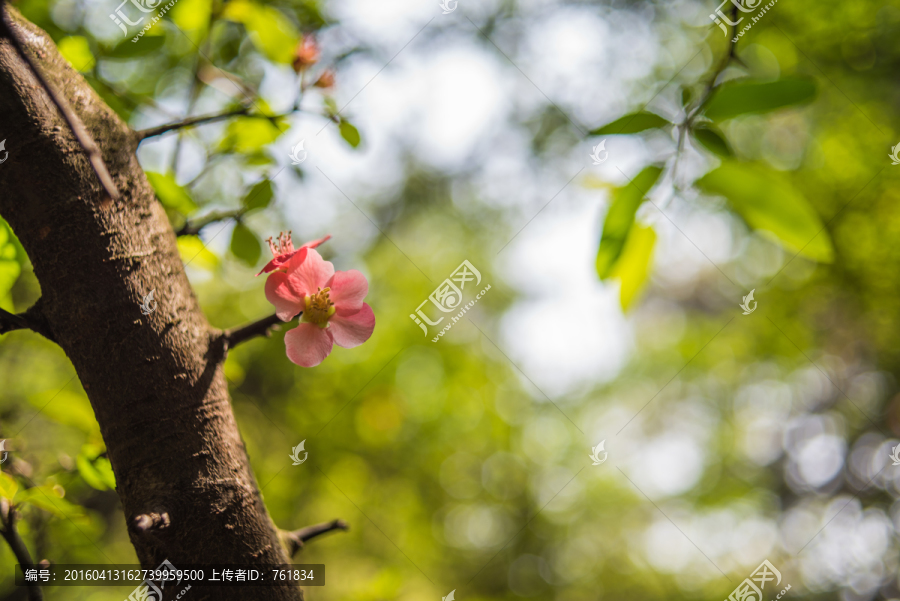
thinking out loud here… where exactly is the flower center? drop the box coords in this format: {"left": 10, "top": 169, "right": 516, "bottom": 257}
{"left": 302, "top": 287, "right": 336, "bottom": 327}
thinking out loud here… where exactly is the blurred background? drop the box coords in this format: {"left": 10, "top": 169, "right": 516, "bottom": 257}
{"left": 1, "top": 0, "right": 900, "bottom": 599}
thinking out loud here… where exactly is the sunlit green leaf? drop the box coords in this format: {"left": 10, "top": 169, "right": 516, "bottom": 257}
{"left": 28, "top": 390, "right": 100, "bottom": 435}
{"left": 704, "top": 77, "right": 816, "bottom": 121}
{"left": 230, "top": 222, "right": 261, "bottom": 266}
{"left": 146, "top": 172, "right": 197, "bottom": 215}
{"left": 58, "top": 36, "right": 95, "bottom": 71}
{"left": 177, "top": 236, "right": 219, "bottom": 270}
{"left": 589, "top": 112, "right": 671, "bottom": 136}
{"left": 0, "top": 472, "right": 17, "bottom": 500}
{"left": 223, "top": 0, "right": 300, "bottom": 64}
{"left": 94, "top": 457, "right": 117, "bottom": 490}
{"left": 340, "top": 121, "right": 361, "bottom": 148}
{"left": 596, "top": 166, "right": 663, "bottom": 279}
{"left": 15, "top": 486, "right": 85, "bottom": 518}
{"left": 609, "top": 224, "right": 656, "bottom": 310}
{"left": 0, "top": 220, "right": 21, "bottom": 305}
{"left": 77, "top": 453, "right": 109, "bottom": 491}
{"left": 693, "top": 123, "right": 733, "bottom": 157}
{"left": 696, "top": 160, "right": 833, "bottom": 262}
{"left": 170, "top": 0, "right": 212, "bottom": 38}
{"left": 244, "top": 179, "right": 273, "bottom": 211}
{"left": 219, "top": 117, "right": 284, "bottom": 153}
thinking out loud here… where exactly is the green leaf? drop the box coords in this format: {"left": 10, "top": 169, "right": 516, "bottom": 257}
{"left": 230, "top": 222, "right": 262, "bottom": 266}
{"left": 596, "top": 166, "right": 663, "bottom": 279}
{"left": 146, "top": 172, "right": 197, "bottom": 215}
{"left": 704, "top": 77, "right": 817, "bottom": 121}
{"left": 93, "top": 457, "right": 117, "bottom": 490}
{"left": 77, "top": 453, "right": 109, "bottom": 491}
{"left": 15, "top": 486, "right": 84, "bottom": 518}
{"left": 681, "top": 87, "right": 694, "bottom": 108}
{"left": 222, "top": 0, "right": 299, "bottom": 64}
{"left": 0, "top": 220, "right": 21, "bottom": 304}
{"left": 243, "top": 179, "right": 273, "bottom": 211}
{"left": 28, "top": 390, "right": 100, "bottom": 435}
{"left": 589, "top": 112, "right": 671, "bottom": 136}
{"left": 693, "top": 123, "right": 733, "bottom": 157}
{"left": 219, "top": 117, "right": 284, "bottom": 153}
{"left": 0, "top": 472, "right": 18, "bottom": 500}
{"left": 339, "top": 121, "right": 361, "bottom": 148}
{"left": 177, "top": 236, "right": 219, "bottom": 270}
{"left": 58, "top": 36, "right": 95, "bottom": 72}
{"left": 696, "top": 160, "right": 833, "bottom": 262}
{"left": 609, "top": 224, "right": 657, "bottom": 310}
{"left": 104, "top": 35, "right": 166, "bottom": 59}
{"left": 76, "top": 444, "right": 117, "bottom": 491}
{"left": 170, "top": 0, "right": 212, "bottom": 38}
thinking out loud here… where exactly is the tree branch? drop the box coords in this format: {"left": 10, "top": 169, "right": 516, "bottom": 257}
{"left": 0, "top": 2, "right": 119, "bottom": 201}
{"left": 135, "top": 106, "right": 251, "bottom": 141}
{"left": 0, "top": 499, "right": 43, "bottom": 601}
{"left": 136, "top": 105, "right": 303, "bottom": 142}
{"left": 222, "top": 313, "right": 291, "bottom": 351}
{"left": 281, "top": 519, "right": 349, "bottom": 557}
{"left": 0, "top": 304, "right": 55, "bottom": 342}
{"left": 177, "top": 209, "right": 246, "bottom": 237}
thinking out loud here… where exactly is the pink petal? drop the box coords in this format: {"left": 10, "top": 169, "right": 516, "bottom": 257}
{"left": 256, "top": 247, "right": 308, "bottom": 276}
{"left": 329, "top": 303, "right": 375, "bottom": 348}
{"left": 303, "top": 234, "right": 331, "bottom": 249}
{"left": 327, "top": 270, "right": 369, "bottom": 313}
{"left": 265, "top": 271, "right": 305, "bottom": 321}
{"left": 285, "top": 323, "right": 334, "bottom": 367}
{"left": 286, "top": 248, "right": 334, "bottom": 297}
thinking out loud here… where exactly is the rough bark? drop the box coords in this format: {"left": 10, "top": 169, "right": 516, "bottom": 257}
{"left": 0, "top": 9, "right": 301, "bottom": 600}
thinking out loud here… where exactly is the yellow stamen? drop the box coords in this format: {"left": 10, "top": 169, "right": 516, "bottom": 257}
{"left": 301, "top": 287, "right": 335, "bottom": 326}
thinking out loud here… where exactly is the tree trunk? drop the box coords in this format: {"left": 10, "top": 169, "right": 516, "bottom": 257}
{"left": 0, "top": 8, "right": 301, "bottom": 600}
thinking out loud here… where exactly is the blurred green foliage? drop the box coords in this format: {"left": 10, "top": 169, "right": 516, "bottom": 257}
{"left": 1, "top": 0, "right": 900, "bottom": 600}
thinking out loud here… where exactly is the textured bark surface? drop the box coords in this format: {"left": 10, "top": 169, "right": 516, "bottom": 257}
{"left": 0, "top": 9, "right": 301, "bottom": 600}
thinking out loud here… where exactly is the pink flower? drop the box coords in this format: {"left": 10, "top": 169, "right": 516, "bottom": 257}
{"left": 257, "top": 231, "right": 331, "bottom": 276}
{"left": 265, "top": 247, "right": 375, "bottom": 367}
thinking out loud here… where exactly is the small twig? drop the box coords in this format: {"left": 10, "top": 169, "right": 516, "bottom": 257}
{"left": 222, "top": 313, "right": 291, "bottom": 351}
{"left": 688, "top": 3, "right": 740, "bottom": 123}
{"left": 136, "top": 105, "right": 299, "bottom": 142}
{"left": 177, "top": 208, "right": 246, "bottom": 237}
{"left": 136, "top": 106, "right": 251, "bottom": 141}
{"left": 0, "top": 305, "right": 55, "bottom": 342}
{"left": 0, "top": 499, "right": 44, "bottom": 601}
{"left": 282, "top": 519, "right": 349, "bottom": 557}
{"left": 0, "top": 307, "right": 29, "bottom": 335}
{"left": 0, "top": 3, "right": 119, "bottom": 201}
